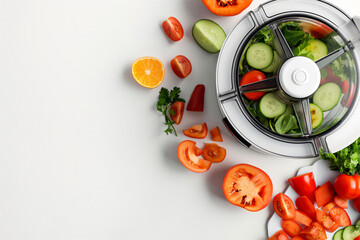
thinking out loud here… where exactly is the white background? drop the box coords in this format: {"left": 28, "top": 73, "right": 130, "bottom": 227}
{"left": 0, "top": 0, "right": 359, "bottom": 239}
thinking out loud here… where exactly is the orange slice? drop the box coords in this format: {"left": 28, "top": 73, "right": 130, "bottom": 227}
{"left": 131, "top": 56, "right": 165, "bottom": 88}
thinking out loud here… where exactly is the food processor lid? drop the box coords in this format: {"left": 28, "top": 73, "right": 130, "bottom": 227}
{"left": 216, "top": 0, "right": 360, "bottom": 158}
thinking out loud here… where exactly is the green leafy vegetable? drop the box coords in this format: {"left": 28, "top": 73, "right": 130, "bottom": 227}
{"left": 274, "top": 114, "right": 298, "bottom": 134}
{"left": 252, "top": 26, "right": 274, "bottom": 45}
{"left": 156, "top": 87, "right": 185, "bottom": 136}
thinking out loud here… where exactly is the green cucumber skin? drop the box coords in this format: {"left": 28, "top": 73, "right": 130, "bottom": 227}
{"left": 313, "top": 82, "right": 342, "bottom": 112}
{"left": 342, "top": 226, "right": 360, "bottom": 240}
{"left": 246, "top": 42, "right": 274, "bottom": 69}
{"left": 192, "top": 19, "right": 226, "bottom": 54}
{"left": 262, "top": 51, "right": 280, "bottom": 73}
{"left": 333, "top": 229, "right": 343, "bottom": 240}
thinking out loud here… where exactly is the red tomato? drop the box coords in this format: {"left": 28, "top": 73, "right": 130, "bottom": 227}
{"left": 353, "top": 197, "right": 360, "bottom": 212}
{"left": 329, "top": 207, "right": 351, "bottom": 227}
{"left": 294, "top": 210, "right": 312, "bottom": 227}
{"left": 355, "top": 237, "right": 360, "bottom": 240}
{"left": 203, "top": 143, "right": 226, "bottom": 163}
{"left": 183, "top": 123, "right": 208, "bottom": 139}
{"left": 334, "top": 195, "right": 348, "bottom": 209}
{"left": 195, "top": 147, "right": 203, "bottom": 156}
{"left": 162, "top": 17, "right": 184, "bottom": 41}
{"left": 187, "top": 84, "right": 205, "bottom": 112}
{"left": 288, "top": 172, "right": 316, "bottom": 203}
{"left": 315, "top": 181, "right": 334, "bottom": 207}
{"left": 170, "top": 55, "right": 192, "bottom": 79}
{"left": 300, "top": 22, "right": 333, "bottom": 39}
{"left": 169, "top": 101, "right": 185, "bottom": 125}
{"left": 202, "top": 0, "right": 253, "bottom": 16}
{"left": 322, "top": 201, "right": 336, "bottom": 212}
{"left": 334, "top": 174, "right": 360, "bottom": 200}
{"left": 281, "top": 219, "right": 302, "bottom": 237}
{"left": 239, "top": 70, "right": 267, "bottom": 100}
{"left": 210, "top": 126, "right": 223, "bottom": 142}
{"left": 341, "top": 80, "right": 349, "bottom": 94}
{"left": 295, "top": 196, "right": 316, "bottom": 221}
{"left": 292, "top": 236, "right": 307, "bottom": 240}
{"left": 300, "top": 222, "right": 327, "bottom": 240}
{"left": 273, "top": 193, "right": 296, "bottom": 219}
{"left": 316, "top": 208, "right": 339, "bottom": 232}
{"left": 223, "top": 164, "right": 273, "bottom": 211}
{"left": 177, "top": 140, "right": 212, "bottom": 173}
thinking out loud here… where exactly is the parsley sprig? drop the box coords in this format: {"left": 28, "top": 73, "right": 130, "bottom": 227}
{"left": 156, "top": 87, "right": 185, "bottom": 136}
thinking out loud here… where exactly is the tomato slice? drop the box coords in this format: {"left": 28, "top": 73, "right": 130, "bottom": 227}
{"left": 292, "top": 236, "right": 306, "bottom": 240}
{"left": 294, "top": 210, "right": 312, "bottom": 227}
{"left": 183, "top": 123, "right": 208, "bottom": 139}
{"left": 210, "top": 126, "right": 223, "bottom": 142}
{"left": 170, "top": 55, "right": 192, "bottom": 79}
{"left": 288, "top": 172, "right": 316, "bottom": 203}
{"left": 239, "top": 70, "right": 267, "bottom": 100}
{"left": 201, "top": 0, "right": 253, "bottom": 16}
{"left": 268, "top": 230, "right": 289, "bottom": 240}
{"left": 177, "top": 140, "right": 211, "bottom": 173}
{"left": 223, "top": 164, "right": 273, "bottom": 211}
{"left": 334, "top": 195, "right": 348, "bottom": 209}
{"left": 300, "top": 222, "right": 327, "bottom": 240}
{"left": 295, "top": 196, "right": 316, "bottom": 221}
{"left": 273, "top": 193, "right": 296, "bottom": 219}
{"left": 203, "top": 143, "right": 226, "bottom": 163}
{"left": 162, "top": 17, "right": 184, "bottom": 41}
{"left": 281, "top": 219, "right": 301, "bottom": 237}
{"left": 341, "top": 79, "right": 349, "bottom": 94}
{"left": 315, "top": 181, "right": 334, "bottom": 207}
{"left": 329, "top": 207, "right": 351, "bottom": 227}
{"left": 187, "top": 84, "right": 205, "bottom": 112}
{"left": 353, "top": 197, "right": 360, "bottom": 212}
{"left": 299, "top": 22, "right": 333, "bottom": 39}
{"left": 322, "top": 201, "right": 336, "bottom": 212}
{"left": 316, "top": 208, "right": 339, "bottom": 232}
{"left": 169, "top": 101, "right": 185, "bottom": 125}
{"left": 334, "top": 174, "right": 360, "bottom": 200}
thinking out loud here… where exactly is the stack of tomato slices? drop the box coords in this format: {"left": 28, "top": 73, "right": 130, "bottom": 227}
{"left": 269, "top": 172, "right": 352, "bottom": 240}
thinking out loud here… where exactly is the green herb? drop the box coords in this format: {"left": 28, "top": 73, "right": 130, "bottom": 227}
{"left": 156, "top": 87, "right": 185, "bottom": 136}
{"left": 252, "top": 26, "right": 274, "bottom": 45}
{"left": 274, "top": 114, "right": 298, "bottom": 134}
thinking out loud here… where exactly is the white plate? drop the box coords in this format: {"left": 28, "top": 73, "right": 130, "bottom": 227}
{"left": 267, "top": 160, "right": 359, "bottom": 238}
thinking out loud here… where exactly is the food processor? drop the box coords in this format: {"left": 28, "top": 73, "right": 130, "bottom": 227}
{"left": 216, "top": 0, "right": 360, "bottom": 158}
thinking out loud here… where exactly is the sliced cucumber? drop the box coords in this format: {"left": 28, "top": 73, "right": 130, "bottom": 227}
{"left": 262, "top": 51, "right": 280, "bottom": 73}
{"left": 310, "top": 103, "right": 323, "bottom": 129}
{"left": 192, "top": 19, "right": 226, "bottom": 53}
{"left": 306, "top": 39, "right": 328, "bottom": 61}
{"left": 246, "top": 42, "right": 274, "bottom": 69}
{"left": 342, "top": 226, "right": 360, "bottom": 240}
{"left": 259, "top": 92, "right": 286, "bottom": 118}
{"left": 333, "top": 229, "right": 344, "bottom": 240}
{"left": 283, "top": 104, "right": 294, "bottom": 115}
{"left": 313, "top": 82, "right": 342, "bottom": 112}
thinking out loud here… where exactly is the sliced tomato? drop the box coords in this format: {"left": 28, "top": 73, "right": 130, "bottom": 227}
{"left": 183, "top": 123, "right": 208, "bottom": 139}
{"left": 300, "top": 22, "right": 333, "bottom": 39}
{"left": 273, "top": 193, "right": 296, "bottom": 219}
{"left": 341, "top": 79, "right": 349, "bottom": 94}
{"left": 329, "top": 207, "right": 351, "bottom": 227}
{"left": 169, "top": 101, "right": 185, "bottom": 125}
{"left": 281, "top": 219, "right": 302, "bottom": 237}
{"left": 316, "top": 208, "right": 339, "bottom": 232}
{"left": 177, "top": 140, "right": 211, "bottom": 173}
{"left": 203, "top": 143, "right": 226, "bottom": 163}
{"left": 162, "top": 17, "right": 184, "bottom": 41}
{"left": 334, "top": 195, "right": 348, "bottom": 209}
{"left": 322, "top": 201, "right": 336, "bottom": 212}
{"left": 292, "top": 236, "right": 306, "bottom": 240}
{"left": 187, "top": 84, "right": 205, "bottom": 112}
{"left": 201, "top": 0, "right": 253, "bottom": 16}
{"left": 210, "top": 126, "right": 223, "bottom": 142}
{"left": 315, "top": 181, "right": 334, "bottom": 207}
{"left": 295, "top": 196, "right": 316, "bottom": 221}
{"left": 195, "top": 147, "right": 203, "bottom": 156}
{"left": 239, "top": 70, "right": 267, "bottom": 100}
{"left": 288, "top": 172, "right": 316, "bottom": 203}
{"left": 300, "top": 222, "right": 327, "bottom": 240}
{"left": 353, "top": 197, "right": 360, "bottom": 212}
{"left": 294, "top": 210, "right": 312, "bottom": 227}
{"left": 334, "top": 174, "right": 360, "bottom": 200}
{"left": 170, "top": 55, "right": 192, "bottom": 78}
{"left": 223, "top": 164, "right": 273, "bottom": 211}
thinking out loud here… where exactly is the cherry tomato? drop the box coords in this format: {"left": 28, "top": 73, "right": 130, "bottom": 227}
{"left": 170, "top": 55, "right": 192, "bottom": 79}
{"left": 316, "top": 208, "right": 339, "bottom": 232}
{"left": 292, "top": 236, "right": 306, "bottom": 240}
{"left": 187, "top": 84, "right": 205, "bottom": 112}
{"left": 329, "top": 207, "right": 351, "bottom": 227}
{"left": 239, "top": 70, "right": 267, "bottom": 100}
{"left": 169, "top": 101, "right": 185, "bottom": 125}
{"left": 183, "top": 123, "right": 208, "bottom": 139}
{"left": 294, "top": 210, "right": 312, "bottom": 227}
{"left": 295, "top": 196, "right": 316, "bottom": 221}
{"left": 300, "top": 222, "right": 327, "bottom": 240}
{"left": 223, "top": 164, "right": 273, "bottom": 212}
{"left": 273, "top": 193, "right": 296, "bottom": 219}
{"left": 315, "top": 181, "right": 334, "bottom": 207}
{"left": 334, "top": 174, "right": 360, "bottom": 200}
{"left": 177, "top": 140, "right": 211, "bottom": 173}
{"left": 162, "top": 17, "right": 184, "bottom": 41}
{"left": 334, "top": 195, "right": 348, "bottom": 209}
{"left": 353, "top": 197, "right": 360, "bottom": 212}
{"left": 281, "top": 219, "right": 301, "bottom": 237}
{"left": 210, "top": 126, "right": 223, "bottom": 142}
{"left": 355, "top": 237, "right": 360, "bottom": 240}
{"left": 203, "top": 143, "right": 226, "bottom": 163}
{"left": 201, "top": 0, "right": 253, "bottom": 16}
{"left": 300, "top": 22, "right": 333, "bottom": 39}
{"left": 288, "top": 172, "right": 316, "bottom": 203}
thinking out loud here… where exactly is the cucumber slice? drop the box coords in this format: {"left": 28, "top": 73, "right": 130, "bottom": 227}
{"left": 334, "top": 229, "right": 344, "bottom": 240}
{"left": 262, "top": 51, "right": 280, "bottom": 73}
{"left": 310, "top": 103, "right": 323, "bottom": 129}
{"left": 342, "top": 226, "right": 360, "bottom": 240}
{"left": 283, "top": 104, "right": 294, "bottom": 115}
{"left": 313, "top": 82, "right": 342, "bottom": 112}
{"left": 306, "top": 39, "right": 328, "bottom": 61}
{"left": 192, "top": 19, "right": 226, "bottom": 53}
{"left": 246, "top": 42, "right": 274, "bottom": 69}
{"left": 259, "top": 92, "right": 286, "bottom": 118}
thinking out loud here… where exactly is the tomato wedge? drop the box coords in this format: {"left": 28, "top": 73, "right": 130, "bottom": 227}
{"left": 187, "top": 84, "right": 205, "bottom": 112}
{"left": 281, "top": 219, "right": 301, "bottom": 237}
{"left": 329, "top": 207, "right": 351, "bottom": 227}
{"left": 300, "top": 222, "right": 327, "bottom": 240}
{"left": 183, "top": 123, "right": 208, "bottom": 139}
{"left": 177, "top": 140, "right": 211, "bottom": 173}
{"left": 334, "top": 195, "right": 348, "bottom": 209}
{"left": 170, "top": 55, "right": 192, "bottom": 79}
{"left": 268, "top": 230, "right": 289, "bottom": 240}
{"left": 294, "top": 210, "right": 312, "bottom": 227}
{"left": 292, "top": 236, "right": 306, "bottom": 240}
{"left": 321, "top": 201, "right": 336, "bottom": 212}
{"left": 316, "top": 208, "right": 339, "bottom": 232}
{"left": 315, "top": 181, "right": 334, "bottom": 207}
{"left": 223, "top": 164, "right": 273, "bottom": 211}
{"left": 273, "top": 193, "right": 296, "bottom": 220}
{"left": 201, "top": 0, "right": 253, "bottom": 16}
{"left": 239, "top": 70, "right": 267, "bottom": 100}
{"left": 203, "top": 143, "right": 226, "bottom": 163}
{"left": 169, "top": 101, "right": 185, "bottom": 125}
{"left": 288, "top": 172, "right": 316, "bottom": 203}
{"left": 334, "top": 174, "right": 360, "bottom": 200}
{"left": 210, "top": 126, "right": 223, "bottom": 142}
{"left": 162, "top": 17, "right": 184, "bottom": 41}
{"left": 295, "top": 196, "right": 316, "bottom": 221}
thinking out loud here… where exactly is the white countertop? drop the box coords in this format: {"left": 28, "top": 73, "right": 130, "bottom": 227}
{"left": 0, "top": 0, "right": 359, "bottom": 239}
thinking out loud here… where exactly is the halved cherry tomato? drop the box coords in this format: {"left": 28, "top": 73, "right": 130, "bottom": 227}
{"left": 292, "top": 236, "right": 306, "bottom": 240}
{"left": 170, "top": 55, "right": 192, "bottom": 79}
{"left": 281, "top": 219, "right": 302, "bottom": 237}
{"left": 353, "top": 197, "right": 360, "bottom": 212}
{"left": 334, "top": 195, "right": 348, "bottom": 209}
{"left": 169, "top": 101, "right": 185, "bottom": 125}
{"left": 210, "top": 126, "right": 223, "bottom": 142}
{"left": 202, "top": 0, "right": 253, "bottom": 16}
{"left": 223, "top": 164, "right": 273, "bottom": 211}
{"left": 334, "top": 174, "right": 360, "bottom": 200}
{"left": 316, "top": 208, "right": 339, "bottom": 232}
{"left": 203, "top": 143, "right": 226, "bottom": 163}
{"left": 239, "top": 70, "right": 267, "bottom": 100}
{"left": 315, "top": 181, "right": 334, "bottom": 207}
{"left": 177, "top": 140, "right": 211, "bottom": 173}
{"left": 329, "top": 207, "right": 351, "bottom": 227}
{"left": 295, "top": 196, "right": 316, "bottom": 221}
{"left": 300, "top": 222, "right": 327, "bottom": 240}
{"left": 273, "top": 193, "right": 296, "bottom": 219}
{"left": 288, "top": 172, "right": 316, "bottom": 203}
{"left": 300, "top": 22, "right": 333, "bottom": 39}
{"left": 183, "top": 123, "right": 208, "bottom": 139}
{"left": 294, "top": 210, "right": 312, "bottom": 227}
{"left": 187, "top": 84, "right": 205, "bottom": 112}
{"left": 162, "top": 17, "right": 184, "bottom": 41}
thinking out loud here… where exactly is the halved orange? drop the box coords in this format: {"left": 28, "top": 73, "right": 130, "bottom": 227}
{"left": 131, "top": 56, "right": 165, "bottom": 88}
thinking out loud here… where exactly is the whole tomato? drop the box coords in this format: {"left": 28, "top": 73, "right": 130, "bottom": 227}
{"left": 334, "top": 174, "right": 360, "bottom": 200}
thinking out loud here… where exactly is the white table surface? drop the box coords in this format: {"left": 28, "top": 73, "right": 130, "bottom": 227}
{"left": 0, "top": 0, "right": 359, "bottom": 239}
